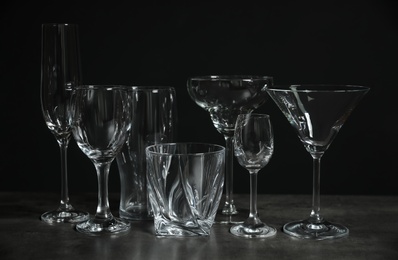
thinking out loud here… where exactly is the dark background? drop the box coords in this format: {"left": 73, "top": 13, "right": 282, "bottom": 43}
{"left": 1, "top": 1, "right": 397, "bottom": 196}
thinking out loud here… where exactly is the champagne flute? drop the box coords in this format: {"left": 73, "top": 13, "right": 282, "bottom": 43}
{"left": 266, "top": 84, "right": 369, "bottom": 240}
{"left": 187, "top": 75, "right": 271, "bottom": 222}
{"left": 40, "top": 23, "right": 89, "bottom": 224}
{"left": 230, "top": 113, "right": 277, "bottom": 238}
{"left": 70, "top": 85, "right": 131, "bottom": 235}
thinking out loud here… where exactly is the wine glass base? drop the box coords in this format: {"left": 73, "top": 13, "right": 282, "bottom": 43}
{"left": 230, "top": 223, "right": 277, "bottom": 238}
{"left": 41, "top": 209, "right": 89, "bottom": 224}
{"left": 283, "top": 219, "right": 349, "bottom": 240}
{"left": 76, "top": 217, "right": 130, "bottom": 236}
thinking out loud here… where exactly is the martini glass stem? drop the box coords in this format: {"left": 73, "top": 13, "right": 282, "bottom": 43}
{"left": 58, "top": 136, "right": 73, "bottom": 211}
{"left": 310, "top": 156, "right": 323, "bottom": 223}
{"left": 222, "top": 135, "right": 237, "bottom": 215}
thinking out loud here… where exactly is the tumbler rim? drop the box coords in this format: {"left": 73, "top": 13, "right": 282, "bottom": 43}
{"left": 188, "top": 75, "right": 273, "bottom": 81}
{"left": 146, "top": 142, "right": 225, "bottom": 156}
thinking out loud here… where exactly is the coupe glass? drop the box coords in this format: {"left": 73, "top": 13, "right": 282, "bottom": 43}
{"left": 230, "top": 113, "right": 277, "bottom": 238}
{"left": 187, "top": 75, "right": 272, "bottom": 221}
{"left": 266, "top": 85, "right": 369, "bottom": 240}
{"left": 70, "top": 85, "right": 131, "bottom": 235}
{"left": 40, "top": 23, "right": 89, "bottom": 224}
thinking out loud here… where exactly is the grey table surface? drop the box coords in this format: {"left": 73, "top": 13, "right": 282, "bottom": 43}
{"left": 0, "top": 192, "right": 397, "bottom": 260}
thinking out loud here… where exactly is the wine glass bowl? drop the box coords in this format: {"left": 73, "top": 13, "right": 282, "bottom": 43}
{"left": 40, "top": 23, "right": 89, "bottom": 224}
{"left": 70, "top": 85, "right": 131, "bottom": 235}
{"left": 266, "top": 84, "right": 369, "bottom": 240}
{"left": 187, "top": 75, "right": 272, "bottom": 218}
{"left": 230, "top": 113, "right": 276, "bottom": 238}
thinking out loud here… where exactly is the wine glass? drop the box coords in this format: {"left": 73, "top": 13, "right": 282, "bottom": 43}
{"left": 70, "top": 85, "right": 131, "bottom": 235}
{"left": 40, "top": 23, "right": 89, "bottom": 224}
{"left": 266, "top": 84, "right": 369, "bottom": 240}
{"left": 230, "top": 113, "right": 277, "bottom": 238}
{"left": 187, "top": 75, "right": 272, "bottom": 222}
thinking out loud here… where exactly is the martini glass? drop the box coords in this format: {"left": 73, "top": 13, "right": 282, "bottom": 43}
{"left": 187, "top": 75, "right": 272, "bottom": 222}
{"left": 266, "top": 84, "right": 369, "bottom": 240}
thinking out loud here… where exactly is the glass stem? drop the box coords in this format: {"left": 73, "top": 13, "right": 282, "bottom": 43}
{"left": 58, "top": 136, "right": 72, "bottom": 211}
{"left": 248, "top": 170, "right": 261, "bottom": 223}
{"left": 94, "top": 162, "right": 113, "bottom": 221}
{"left": 222, "top": 135, "right": 237, "bottom": 214}
{"left": 310, "top": 156, "right": 323, "bottom": 223}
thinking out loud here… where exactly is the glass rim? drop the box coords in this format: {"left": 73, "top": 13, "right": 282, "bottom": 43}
{"left": 237, "top": 113, "right": 271, "bottom": 119}
{"left": 146, "top": 142, "right": 225, "bottom": 156}
{"left": 188, "top": 75, "right": 273, "bottom": 81}
{"left": 122, "top": 86, "right": 176, "bottom": 92}
{"left": 266, "top": 84, "right": 370, "bottom": 92}
{"left": 74, "top": 85, "right": 129, "bottom": 90}
{"left": 42, "top": 23, "right": 78, "bottom": 27}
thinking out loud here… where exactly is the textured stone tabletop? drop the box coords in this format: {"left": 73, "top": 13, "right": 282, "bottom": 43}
{"left": 0, "top": 192, "right": 397, "bottom": 260}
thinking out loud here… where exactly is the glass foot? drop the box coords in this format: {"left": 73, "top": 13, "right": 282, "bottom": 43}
{"left": 76, "top": 217, "right": 130, "bottom": 235}
{"left": 215, "top": 208, "right": 248, "bottom": 224}
{"left": 230, "top": 223, "right": 277, "bottom": 238}
{"left": 41, "top": 209, "right": 89, "bottom": 224}
{"left": 283, "top": 219, "right": 349, "bottom": 240}
{"left": 221, "top": 202, "right": 238, "bottom": 215}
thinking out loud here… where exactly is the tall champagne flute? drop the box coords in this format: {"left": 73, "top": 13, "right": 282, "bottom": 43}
{"left": 230, "top": 113, "right": 277, "bottom": 238}
{"left": 187, "top": 75, "right": 271, "bottom": 222}
{"left": 266, "top": 85, "right": 369, "bottom": 240}
{"left": 40, "top": 23, "right": 89, "bottom": 224}
{"left": 70, "top": 85, "right": 131, "bottom": 235}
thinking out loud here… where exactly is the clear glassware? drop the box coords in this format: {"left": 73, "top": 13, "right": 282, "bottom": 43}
{"left": 116, "top": 86, "right": 177, "bottom": 221}
{"left": 266, "top": 84, "right": 369, "bottom": 240}
{"left": 40, "top": 23, "right": 89, "bottom": 224}
{"left": 187, "top": 75, "right": 272, "bottom": 222}
{"left": 70, "top": 85, "right": 131, "bottom": 235}
{"left": 230, "top": 113, "right": 277, "bottom": 238}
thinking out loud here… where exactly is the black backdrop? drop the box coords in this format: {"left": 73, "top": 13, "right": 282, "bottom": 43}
{"left": 1, "top": 1, "right": 397, "bottom": 195}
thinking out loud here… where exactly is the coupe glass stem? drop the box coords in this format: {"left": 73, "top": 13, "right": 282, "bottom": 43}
{"left": 57, "top": 136, "right": 73, "bottom": 211}
{"left": 94, "top": 162, "right": 113, "bottom": 221}
{"left": 310, "top": 156, "right": 323, "bottom": 223}
{"left": 222, "top": 135, "right": 237, "bottom": 215}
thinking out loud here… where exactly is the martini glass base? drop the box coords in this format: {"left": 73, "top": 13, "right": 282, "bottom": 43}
{"left": 76, "top": 217, "right": 130, "bottom": 236}
{"left": 283, "top": 219, "right": 349, "bottom": 240}
{"left": 41, "top": 209, "right": 89, "bottom": 224}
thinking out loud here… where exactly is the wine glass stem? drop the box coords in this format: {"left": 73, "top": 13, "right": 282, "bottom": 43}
{"left": 310, "top": 157, "right": 323, "bottom": 223}
{"left": 57, "top": 137, "right": 72, "bottom": 211}
{"left": 94, "top": 162, "right": 113, "bottom": 220}
{"left": 222, "top": 135, "right": 236, "bottom": 214}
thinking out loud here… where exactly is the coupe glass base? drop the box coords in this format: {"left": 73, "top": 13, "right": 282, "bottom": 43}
{"left": 221, "top": 202, "right": 238, "bottom": 215}
{"left": 230, "top": 223, "right": 277, "bottom": 238}
{"left": 283, "top": 219, "right": 349, "bottom": 240}
{"left": 41, "top": 209, "right": 89, "bottom": 224}
{"left": 76, "top": 217, "right": 130, "bottom": 235}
